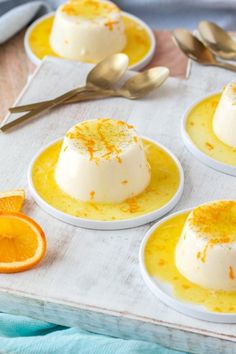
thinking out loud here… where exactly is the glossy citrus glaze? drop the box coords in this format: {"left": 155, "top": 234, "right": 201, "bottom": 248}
{"left": 145, "top": 213, "right": 236, "bottom": 313}
{"left": 186, "top": 93, "right": 236, "bottom": 166}
{"left": 29, "top": 14, "right": 151, "bottom": 65}
{"left": 31, "top": 139, "right": 180, "bottom": 221}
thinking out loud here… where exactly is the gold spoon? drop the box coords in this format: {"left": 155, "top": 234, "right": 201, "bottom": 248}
{"left": 14, "top": 66, "right": 170, "bottom": 108}
{"left": 8, "top": 53, "right": 129, "bottom": 114}
{"left": 10, "top": 62, "right": 168, "bottom": 113}
{"left": 173, "top": 28, "right": 236, "bottom": 71}
{"left": 66, "top": 66, "right": 170, "bottom": 103}
{"left": 8, "top": 67, "right": 170, "bottom": 114}
{"left": 1, "top": 53, "right": 129, "bottom": 131}
{"left": 2, "top": 67, "right": 169, "bottom": 132}
{"left": 198, "top": 21, "right": 236, "bottom": 60}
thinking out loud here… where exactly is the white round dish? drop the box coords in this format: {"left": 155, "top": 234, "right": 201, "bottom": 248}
{"left": 24, "top": 12, "right": 156, "bottom": 70}
{"left": 28, "top": 136, "right": 184, "bottom": 230}
{"left": 139, "top": 209, "right": 236, "bottom": 323}
{"left": 182, "top": 93, "right": 236, "bottom": 177}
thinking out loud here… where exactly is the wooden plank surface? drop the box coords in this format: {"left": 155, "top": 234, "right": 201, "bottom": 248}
{"left": 0, "top": 30, "right": 35, "bottom": 121}
{"left": 0, "top": 57, "right": 236, "bottom": 354}
{"left": 0, "top": 29, "right": 188, "bottom": 121}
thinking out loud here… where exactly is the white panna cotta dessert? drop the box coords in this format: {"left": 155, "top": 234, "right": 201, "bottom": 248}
{"left": 175, "top": 200, "right": 236, "bottom": 291}
{"left": 213, "top": 81, "right": 236, "bottom": 148}
{"left": 55, "top": 119, "right": 151, "bottom": 203}
{"left": 50, "top": 0, "right": 127, "bottom": 62}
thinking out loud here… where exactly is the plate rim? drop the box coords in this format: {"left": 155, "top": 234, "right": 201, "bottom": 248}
{"left": 24, "top": 11, "right": 156, "bottom": 70}
{"left": 28, "top": 135, "right": 184, "bottom": 230}
{"left": 139, "top": 208, "right": 236, "bottom": 323}
{"left": 181, "top": 91, "right": 236, "bottom": 177}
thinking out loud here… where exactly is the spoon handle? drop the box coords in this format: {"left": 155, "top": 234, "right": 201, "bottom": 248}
{"left": 9, "top": 86, "right": 90, "bottom": 113}
{"left": 0, "top": 91, "right": 105, "bottom": 132}
{"left": 214, "top": 61, "right": 236, "bottom": 72}
{"left": 1, "top": 87, "right": 95, "bottom": 132}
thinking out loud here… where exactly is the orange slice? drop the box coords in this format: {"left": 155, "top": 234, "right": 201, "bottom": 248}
{"left": 0, "top": 212, "right": 46, "bottom": 273}
{"left": 0, "top": 189, "right": 25, "bottom": 212}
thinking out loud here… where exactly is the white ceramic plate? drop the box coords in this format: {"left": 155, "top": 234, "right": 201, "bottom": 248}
{"left": 182, "top": 93, "right": 236, "bottom": 177}
{"left": 28, "top": 136, "right": 184, "bottom": 230}
{"left": 139, "top": 209, "right": 236, "bottom": 323}
{"left": 24, "top": 12, "right": 156, "bottom": 70}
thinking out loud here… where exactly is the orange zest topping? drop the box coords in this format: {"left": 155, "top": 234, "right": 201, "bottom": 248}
{"left": 116, "top": 156, "right": 122, "bottom": 164}
{"left": 105, "top": 20, "right": 118, "bottom": 30}
{"left": 66, "top": 119, "right": 138, "bottom": 163}
{"left": 188, "top": 201, "right": 236, "bottom": 264}
{"left": 232, "top": 84, "right": 236, "bottom": 94}
{"left": 61, "top": 0, "right": 120, "bottom": 18}
{"left": 97, "top": 121, "right": 121, "bottom": 161}
{"left": 121, "top": 197, "right": 140, "bottom": 214}
{"left": 90, "top": 191, "right": 95, "bottom": 201}
{"left": 200, "top": 244, "right": 209, "bottom": 263}
{"left": 0, "top": 189, "right": 25, "bottom": 212}
{"left": 188, "top": 201, "right": 236, "bottom": 242}
{"left": 0, "top": 212, "right": 46, "bottom": 273}
{"left": 158, "top": 259, "right": 166, "bottom": 266}
{"left": 62, "top": 4, "right": 77, "bottom": 16}
{"left": 211, "top": 100, "right": 218, "bottom": 109}
{"left": 88, "top": 146, "right": 95, "bottom": 160}
{"left": 229, "top": 266, "right": 235, "bottom": 280}
{"left": 205, "top": 142, "right": 214, "bottom": 151}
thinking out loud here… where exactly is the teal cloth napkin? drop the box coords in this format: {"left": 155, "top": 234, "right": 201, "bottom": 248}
{"left": 0, "top": 313, "right": 186, "bottom": 354}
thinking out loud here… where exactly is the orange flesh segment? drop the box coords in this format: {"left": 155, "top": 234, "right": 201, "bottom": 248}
{"left": 0, "top": 212, "right": 46, "bottom": 273}
{"left": 0, "top": 189, "right": 25, "bottom": 212}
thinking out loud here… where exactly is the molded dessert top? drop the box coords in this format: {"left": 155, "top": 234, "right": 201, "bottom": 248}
{"left": 65, "top": 118, "right": 140, "bottom": 161}
{"left": 187, "top": 201, "right": 236, "bottom": 243}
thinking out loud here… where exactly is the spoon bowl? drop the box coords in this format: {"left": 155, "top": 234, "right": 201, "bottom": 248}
{"left": 65, "top": 66, "right": 170, "bottom": 102}
{"left": 120, "top": 67, "right": 170, "bottom": 98}
{"left": 173, "top": 28, "right": 236, "bottom": 72}
{"left": 173, "top": 28, "right": 216, "bottom": 64}
{"left": 198, "top": 21, "right": 236, "bottom": 60}
{"left": 87, "top": 53, "right": 129, "bottom": 89}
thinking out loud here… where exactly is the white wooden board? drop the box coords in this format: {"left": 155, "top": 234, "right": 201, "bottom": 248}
{"left": 1, "top": 57, "right": 236, "bottom": 353}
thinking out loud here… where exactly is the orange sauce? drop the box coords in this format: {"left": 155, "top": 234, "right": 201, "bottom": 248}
{"left": 145, "top": 213, "right": 236, "bottom": 313}
{"left": 32, "top": 139, "right": 180, "bottom": 221}
{"left": 186, "top": 94, "right": 236, "bottom": 166}
{"left": 28, "top": 14, "right": 151, "bottom": 66}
